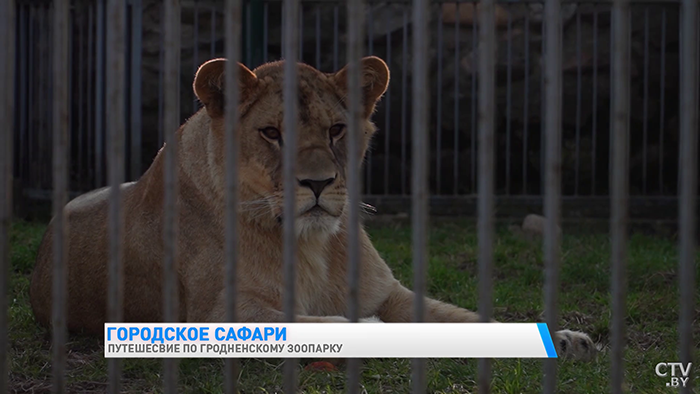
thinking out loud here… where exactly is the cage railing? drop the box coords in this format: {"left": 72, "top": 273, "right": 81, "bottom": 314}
{"left": 1, "top": 0, "right": 698, "bottom": 393}
{"left": 10, "top": 0, "right": 699, "bottom": 221}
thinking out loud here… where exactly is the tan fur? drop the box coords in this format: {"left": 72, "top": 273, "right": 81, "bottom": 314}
{"left": 30, "top": 56, "right": 596, "bottom": 361}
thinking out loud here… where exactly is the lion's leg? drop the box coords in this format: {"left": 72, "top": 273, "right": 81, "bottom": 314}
{"left": 376, "top": 283, "right": 481, "bottom": 323}
{"left": 376, "top": 283, "right": 596, "bottom": 361}
{"left": 204, "top": 294, "right": 377, "bottom": 324}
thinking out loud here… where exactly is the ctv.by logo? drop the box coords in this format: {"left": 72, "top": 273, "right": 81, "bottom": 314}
{"left": 655, "top": 362, "right": 692, "bottom": 388}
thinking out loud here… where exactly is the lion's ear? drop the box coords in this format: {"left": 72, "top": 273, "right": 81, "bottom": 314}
{"left": 333, "top": 56, "right": 390, "bottom": 116}
{"left": 193, "top": 58, "right": 258, "bottom": 118}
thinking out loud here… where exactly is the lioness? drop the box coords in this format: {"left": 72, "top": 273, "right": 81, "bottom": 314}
{"left": 30, "top": 56, "right": 595, "bottom": 361}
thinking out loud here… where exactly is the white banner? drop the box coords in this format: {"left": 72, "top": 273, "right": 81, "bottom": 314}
{"left": 104, "top": 323, "right": 558, "bottom": 359}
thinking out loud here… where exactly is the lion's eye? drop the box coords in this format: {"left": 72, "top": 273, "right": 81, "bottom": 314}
{"left": 329, "top": 123, "right": 346, "bottom": 140}
{"left": 259, "top": 127, "right": 282, "bottom": 142}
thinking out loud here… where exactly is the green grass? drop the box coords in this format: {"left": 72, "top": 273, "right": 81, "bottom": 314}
{"left": 8, "top": 219, "right": 700, "bottom": 393}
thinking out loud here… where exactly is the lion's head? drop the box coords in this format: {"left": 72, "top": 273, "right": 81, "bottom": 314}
{"left": 192, "top": 56, "right": 390, "bottom": 237}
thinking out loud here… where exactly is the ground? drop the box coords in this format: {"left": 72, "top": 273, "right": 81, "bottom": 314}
{"left": 8, "top": 218, "right": 700, "bottom": 393}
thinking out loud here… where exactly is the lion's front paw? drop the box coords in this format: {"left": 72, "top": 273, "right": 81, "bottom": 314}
{"left": 553, "top": 329, "right": 596, "bottom": 361}
{"left": 359, "top": 316, "right": 383, "bottom": 323}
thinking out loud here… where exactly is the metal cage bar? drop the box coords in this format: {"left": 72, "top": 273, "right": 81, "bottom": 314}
{"left": 0, "top": 0, "right": 15, "bottom": 391}
{"left": 543, "top": 0, "right": 563, "bottom": 391}
{"left": 52, "top": 0, "right": 70, "bottom": 392}
{"left": 282, "top": 0, "right": 300, "bottom": 390}
{"left": 477, "top": 0, "right": 497, "bottom": 391}
{"left": 223, "top": 0, "right": 243, "bottom": 392}
{"left": 4, "top": 0, "right": 700, "bottom": 392}
{"left": 130, "top": 0, "right": 143, "bottom": 181}
{"left": 162, "top": 0, "right": 181, "bottom": 391}
{"left": 610, "top": 0, "right": 630, "bottom": 391}
{"left": 106, "top": 0, "right": 126, "bottom": 392}
{"left": 677, "top": 0, "right": 698, "bottom": 392}
{"left": 345, "top": 0, "right": 364, "bottom": 388}
{"left": 411, "top": 0, "right": 429, "bottom": 391}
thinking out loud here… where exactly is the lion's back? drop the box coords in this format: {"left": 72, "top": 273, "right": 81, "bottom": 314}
{"left": 29, "top": 182, "right": 137, "bottom": 333}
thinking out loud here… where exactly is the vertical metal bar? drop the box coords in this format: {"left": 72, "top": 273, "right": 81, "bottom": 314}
{"left": 158, "top": 4, "right": 164, "bottom": 148}
{"left": 346, "top": 0, "right": 364, "bottom": 390}
{"left": 131, "top": 0, "right": 142, "bottom": 181}
{"left": 96, "top": 0, "right": 106, "bottom": 187}
{"left": 298, "top": 5, "right": 303, "bottom": 61}
{"left": 19, "top": 5, "right": 28, "bottom": 187}
{"left": 78, "top": 10, "right": 85, "bottom": 180}
{"left": 282, "top": 0, "right": 299, "bottom": 390}
{"left": 27, "top": 6, "right": 34, "bottom": 187}
{"left": 263, "top": 2, "right": 268, "bottom": 63}
{"left": 315, "top": 5, "right": 320, "bottom": 69}
{"left": 106, "top": 0, "right": 126, "bottom": 391}
{"left": 210, "top": 5, "right": 216, "bottom": 58}
{"left": 658, "top": 9, "right": 666, "bottom": 194}
{"left": 224, "top": 0, "right": 242, "bottom": 392}
{"left": 678, "top": 0, "right": 698, "bottom": 392}
{"left": 245, "top": 1, "right": 251, "bottom": 66}
{"left": 477, "top": 0, "right": 496, "bottom": 391}
{"left": 610, "top": 0, "right": 630, "bottom": 391}
{"left": 453, "top": 3, "right": 460, "bottom": 195}
{"left": 333, "top": 5, "right": 339, "bottom": 71}
{"left": 28, "top": 7, "right": 35, "bottom": 187}
{"left": 412, "top": 0, "right": 429, "bottom": 389}
{"left": 470, "top": 12, "right": 477, "bottom": 194}
{"left": 522, "top": 12, "right": 529, "bottom": 194}
{"left": 641, "top": 7, "right": 649, "bottom": 195}
{"left": 436, "top": 6, "right": 443, "bottom": 194}
{"left": 365, "top": 8, "right": 373, "bottom": 194}
{"left": 193, "top": 0, "right": 200, "bottom": 113}
{"left": 543, "top": 0, "right": 562, "bottom": 391}
{"left": 591, "top": 8, "right": 598, "bottom": 195}
{"left": 17, "top": 5, "right": 26, "bottom": 184}
{"left": 333, "top": 5, "right": 338, "bottom": 71}
{"left": 574, "top": 11, "right": 581, "bottom": 196}
{"left": 48, "top": 5, "right": 53, "bottom": 189}
{"left": 281, "top": 2, "right": 286, "bottom": 58}
{"left": 401, "top": 8, "right": 408, "bottom": 195}
{"left": 42, "top": 7, "right": 49, "bottom": 189}
{"left": 505, "top": 10, "right": 512, "bottom": 195}
{"left": 162, "top": 0, "right": 181, "bottom": 391}
{"left": 52, "top": 0, "right": 70, "bottom": 391}
{"left": 539, "top": 16, "right": 545, "bottom": 197}
{"left": 383, "top": 16, "right": 391, "bottom": 195}
{"left": 0, "top": 0, "right": 15, "bottom": 390}
{"left": 69, "top": 5, "right": 74, "bottom": 186}
{"left": 40, "top": 7, "right": 48, "bottom": 189}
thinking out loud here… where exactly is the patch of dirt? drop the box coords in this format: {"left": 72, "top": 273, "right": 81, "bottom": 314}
{"left": 627, "top": 330, "right": 664, "bottom": 351}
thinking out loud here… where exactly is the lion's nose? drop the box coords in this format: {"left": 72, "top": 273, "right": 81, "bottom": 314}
{"left": 297, "top": 175, "right": 336, "bottom": 199}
